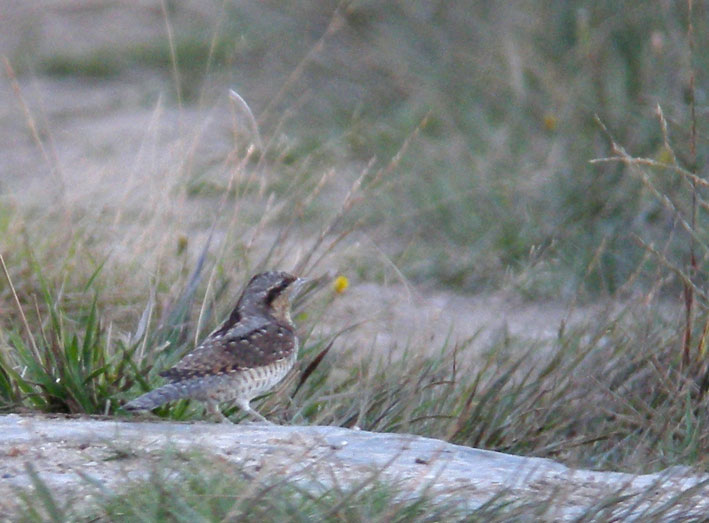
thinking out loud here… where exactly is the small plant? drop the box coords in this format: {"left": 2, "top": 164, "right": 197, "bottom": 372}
{"left": 0, "top": 254, "right": 138, "bottom": 414}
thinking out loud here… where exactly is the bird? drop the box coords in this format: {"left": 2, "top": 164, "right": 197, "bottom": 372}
{"left": 123, "top": 271, "right": 306, "bottom": 423}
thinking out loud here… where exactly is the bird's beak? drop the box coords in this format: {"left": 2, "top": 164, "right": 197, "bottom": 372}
{"left": 291, "top": 277, "right": 309, "bottom": 299}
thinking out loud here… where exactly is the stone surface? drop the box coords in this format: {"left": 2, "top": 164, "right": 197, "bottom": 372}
{"left": 0, "top": 414, "right": 706, "bottom": 519}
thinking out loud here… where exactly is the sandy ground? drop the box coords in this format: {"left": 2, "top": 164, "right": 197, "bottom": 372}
{"left": 0, "top": 54, "right": 602, "bottom": 353}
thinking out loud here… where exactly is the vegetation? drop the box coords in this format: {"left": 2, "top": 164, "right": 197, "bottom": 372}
{"left": 2, "top": 0, "right": 709, "bottom": 519}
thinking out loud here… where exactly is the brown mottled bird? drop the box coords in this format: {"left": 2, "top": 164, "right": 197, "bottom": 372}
{"left": 124, "top": 271, "right": 306, "bottom": 423}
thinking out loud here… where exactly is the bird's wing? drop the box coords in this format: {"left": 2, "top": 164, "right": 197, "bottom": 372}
{"left": 160, "top": 316, "right": 296, "bottom": 381}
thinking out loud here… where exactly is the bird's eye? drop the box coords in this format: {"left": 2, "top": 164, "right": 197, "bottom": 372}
{"left": 266, "top": 279, "right": 290, "bottom": 304}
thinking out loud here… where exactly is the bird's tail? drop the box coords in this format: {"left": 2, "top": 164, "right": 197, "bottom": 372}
{"left": 123, "top": 381, "right": 201, "bottom": 411}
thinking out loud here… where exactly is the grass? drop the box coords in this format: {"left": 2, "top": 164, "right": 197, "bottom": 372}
{"left": 18, "top": 1, "right": 709, "bottom": 295}
{"left": 10, "top": 458, "right": 524, "bottom": 521}
{"left": 2, "top": 0, "right": 709, "bottom": 519}
{"left": 13, "top": 451, "right": 708, "bottom": 522}
{"left": 1, "top": 240, "right": 708, "bottom": 472}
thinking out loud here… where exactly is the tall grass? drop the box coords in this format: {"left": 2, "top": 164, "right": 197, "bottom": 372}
{"left": 0, "top": 0, "right": 707, "bottom": 468}
{"left": 7, "top": 2, "right": 708, "bottom": 294}
{"left": 1, "top": 0, "right": 709, "bottom": 519}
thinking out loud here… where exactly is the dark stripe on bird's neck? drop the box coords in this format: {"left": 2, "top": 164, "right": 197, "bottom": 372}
{"left": 266, "top": 279, "right": 292, "bottom": 305}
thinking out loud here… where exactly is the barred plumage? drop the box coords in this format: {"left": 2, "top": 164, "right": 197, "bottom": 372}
{"left": 124, "top": 271, "right": 305, "bottom": 423}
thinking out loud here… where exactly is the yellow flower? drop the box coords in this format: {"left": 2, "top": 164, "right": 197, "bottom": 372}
{"left": 176, "top": 234, "right": 188, "bottom": 255}
{"left": 333, "top": 275, "right": 349, "bottom": 294}
{"left": 655, "top": 145, "right": 674, "bottom": 165}
{"left": 543, "top": 113, "right": 558, "bottom": 132}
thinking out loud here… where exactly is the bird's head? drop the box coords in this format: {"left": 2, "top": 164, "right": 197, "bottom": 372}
{"left": 238, "top": 271, "right": 306, "bottom": 323}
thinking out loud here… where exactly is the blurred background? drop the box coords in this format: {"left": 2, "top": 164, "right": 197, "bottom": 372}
{"left": 2, "top": 0, "right": 706, "bottom": 307}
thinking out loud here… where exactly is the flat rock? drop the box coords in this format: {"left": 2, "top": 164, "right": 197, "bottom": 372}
{"left": 0, "top": 414, "right": 706, "bottom": 519}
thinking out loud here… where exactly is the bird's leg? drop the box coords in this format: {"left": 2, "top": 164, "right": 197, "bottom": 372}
{"left": 206, "top": 401, "right": 233, "bottom": 424}
{"left": 236, "top": 399, "right": 273, "bottom": 424}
